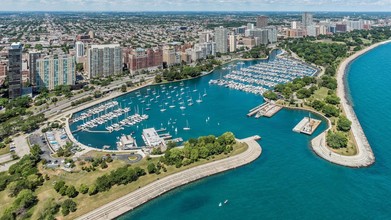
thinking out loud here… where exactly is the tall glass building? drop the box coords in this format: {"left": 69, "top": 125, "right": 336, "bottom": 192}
{"left": 8, "top": 43, "right": 23, "bottom": 99}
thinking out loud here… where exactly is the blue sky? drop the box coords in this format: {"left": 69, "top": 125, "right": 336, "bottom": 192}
{"left": 2, "top": 0, "right": 391, "bottom": 12}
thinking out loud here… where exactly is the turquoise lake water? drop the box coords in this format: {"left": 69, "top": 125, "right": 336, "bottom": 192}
{"left": 80, "top": 44, "right": 391, "bottom": 219}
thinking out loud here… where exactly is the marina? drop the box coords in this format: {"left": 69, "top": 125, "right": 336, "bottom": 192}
{"left": 209, "top": 57, "right": 317, "bottom": 95}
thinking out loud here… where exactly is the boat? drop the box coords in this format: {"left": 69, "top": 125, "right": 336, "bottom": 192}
{"left": 219, "top": 203, "right": 222, "bottom": 207}
{"left": 224, "top": 200, "right": 228, "bottom": 204}
{"left": 196, "top": 93, "right": 203, "bottom": 103}
{"left": 203, "top": 89, "right": 207, "bottom": 97}
{"left": 183, "top": 120, "right": 191, "bottom": 131}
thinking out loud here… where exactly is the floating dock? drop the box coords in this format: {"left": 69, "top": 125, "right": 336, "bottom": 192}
{"left": 292, "top": 117, "right": 321, "bottom": 135}
{"left": 247, "top": 102, "right": 282, "bottom": 118}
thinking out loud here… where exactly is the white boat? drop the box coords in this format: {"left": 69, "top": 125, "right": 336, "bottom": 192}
{"left": 196, "top": 93, "right": 203, "bottom": 103}
{"left": 203, "top": 89, "right": 207, "bottom": 97}
{"left": 183, "top": 120, "right": 191, "bottom": 131}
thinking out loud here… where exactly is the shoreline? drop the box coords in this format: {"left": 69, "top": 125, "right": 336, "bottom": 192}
{"left": 65, "top": 54, "right": 277, "bottom": 153}
{"left": 75, "top": 136, "right": 262, "bottom": 220}
{"left": 309, "top": 40, "right": 391, "bottom": 167}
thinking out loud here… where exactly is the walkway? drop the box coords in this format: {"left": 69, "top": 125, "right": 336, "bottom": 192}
{"left": 76, "top": 136, "right": 262, "bottom": 220}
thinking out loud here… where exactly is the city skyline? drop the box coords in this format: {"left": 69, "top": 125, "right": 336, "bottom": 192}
{"left": 2, "top": 0, "right": 391, "bottom": 12}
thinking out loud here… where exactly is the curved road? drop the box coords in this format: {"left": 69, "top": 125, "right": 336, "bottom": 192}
{"left": 76, "top": 136, "right": 262, "bottom": 220}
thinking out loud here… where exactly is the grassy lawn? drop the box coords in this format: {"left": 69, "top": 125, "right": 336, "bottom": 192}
{"left": 312, "top": 87, "right": 329, "bottom": 100}
{"left": 0, "top": 141, "right": 248, "bottom": 219}
{"left": 0, "top": 146, "right": 10, "bottom": 156}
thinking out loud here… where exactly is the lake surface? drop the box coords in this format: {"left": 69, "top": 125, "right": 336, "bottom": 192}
{"left": 87, "top": 44, "right": 391, "bottom": 219}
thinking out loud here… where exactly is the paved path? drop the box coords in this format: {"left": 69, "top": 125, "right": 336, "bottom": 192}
{"left": 310, "top": 41, "right": 391, "bottom": 167}
{"left": 76, "top": 136, "right": 262, "bottom": 220}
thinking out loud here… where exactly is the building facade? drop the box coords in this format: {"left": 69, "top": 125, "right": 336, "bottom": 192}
{"left": 229, "top": 34, "right": 237, "bottom": 52}
{"left": 123, "top": 47, "right": 163, "bottom": 73}
{"left": 302, "top": 12, "right": 314, "bottom": 28}
{"left": 29, "top": 51, "right": 41, "bottom": 86}
{"left": 75, "top": 41, "right": 84, "bottom": 58}
{"left": 256, "top": 16, "right": 269, "bottom": 28}
{"left": 214, "top": 26, "right": 228, "bottom": 54}
{"left": 87, "top": 44, "right": 122, "bottom": 78}
{"left": 35, "top": 55, "right": 76, "bottom": 90}
{"left": 8, "top": 43, "right": 23, "bottom": 99}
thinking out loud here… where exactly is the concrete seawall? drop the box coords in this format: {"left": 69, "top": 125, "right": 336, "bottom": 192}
{"left": 76, "top": 136, "right": 262, "bottom": 220}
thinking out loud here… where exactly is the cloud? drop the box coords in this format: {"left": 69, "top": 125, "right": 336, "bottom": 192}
{"left": 2, "top": 0, "right": 391, "bottom": 11}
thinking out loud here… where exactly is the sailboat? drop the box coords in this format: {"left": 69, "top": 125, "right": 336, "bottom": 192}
{"left": 183, "top": 120, "right": 190, "bottom": 131}
{"left": 193, "top": 85, "right": 198, "bottom": 92}
{"left": 196, "top": 93, "right": 203, "bottom": 103}
{"left": 203, "top": 88, "right": 207, "bottom": 97}
{"left": 160, "top": 101, "right": 166, "bottom": 112}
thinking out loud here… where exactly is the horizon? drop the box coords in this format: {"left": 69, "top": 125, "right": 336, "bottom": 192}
{"left": 2, "top": 0, "right": 391, "bottom": 13}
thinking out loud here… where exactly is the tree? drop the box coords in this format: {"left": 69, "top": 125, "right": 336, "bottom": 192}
{"left": 322, "top": 104, "right": 340, "bottom": 117}
{"left": 100, "top": 161, "right": 108, "bottom": 169}
{"left": 61, "top": 199, "right": 77, "bottom": 216}
{"left": 325, "top": 94, "right": 340, "bottom": 105}
{"left": 263, "top": 91, "right": 278, "bottom": 100}
{"left": 311, "top": 100, "right": 325, "bottom": 111}
{"left": 337, "top": 116, "right": 352, "bottom": 132}
{"left": 155, "top": 75, "right": 162, "bottom": 83}
{"left": 147, "top": 163, "right": 157, "bottom": 174}
{"left": 121, "top": 84, "right": 127, "bottom": 93}
{"left": 88, "top": 184, "right": 98, "bottom": 196}
{"left": 65, "top": 185, "right": 78, "bottom": 198}
{"left": 326, "top": 131, "right": 348, "bottom": 149}
{"left": 79, "top": 184, "right": 89, "bottom": 194}
{"left": 54, "top": 180, "right": 66, "bottom": 192}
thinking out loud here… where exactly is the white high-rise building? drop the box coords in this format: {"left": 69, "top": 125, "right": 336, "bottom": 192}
{"left": 87, "top": 44, "right": 122, "bottom": 78}
{"left": 291, "top": 21, "right": 298, "bottom": 29}
{"left": 247, "top": 23, "right": 255, "bottom": 30}
{"left": 264, "top": 26, "right": 278, "bottom": 44}
{"left": 229, "top": 34, "right": 237, "bottom": 52}
{"left": 214, "top": 26, "right": 228, "bottom": 54}
{"left": 75, "top": 41, "right": 84, "bottom": 58}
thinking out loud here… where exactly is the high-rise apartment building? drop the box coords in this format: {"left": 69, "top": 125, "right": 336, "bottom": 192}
{"left": 256, "top": 16, "right": 268, "bottom": 28}
{"left": 123, "top": 47, "right": 163, "bottom": 73}
{"left": 162, "top": 46, "right": 177, "bottom": 67}
{"left": 199, "top": 31, "right": 212, "bottom": 43}
{"left": 302, "top": 12, "right": 313, "bottom": 28}
{"left": 264, "top": 26, "right": 278, "bottom": 44}
{"left": 247, "top": 23, "right": 255, "bottom": 30}
{"left": 75, "top": 41, "right": 84, "bottom": 58}
{"left": 29, "top": 51, "right": 41, "bottom": 86}
{"left": 8, "top": 43, "right": 23, "bottom": 99}
{"left": 214, "top": 26, "right": 228, "bottom": 54}
{"left": 87, "top": 44, "right": 122, "bottom": 78}
{"left": 35, "top": 55, "right": 76, "bottom": 90}
{"left": 229, "top": 34, "right": 236, "bottom": 52}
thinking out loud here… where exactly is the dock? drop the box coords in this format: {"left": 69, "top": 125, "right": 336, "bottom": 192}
{"left": 293, "top": 117, "right": 321, "bottom": 135}
{"left": 247, "top": 102, "right": 282, "bottom": 118}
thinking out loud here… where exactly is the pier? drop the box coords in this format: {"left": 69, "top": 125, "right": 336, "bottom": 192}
{"left": 247, "top": 102, "right": 282, "bottom": 118}
{"left": 293, "top": 117, "right": 321, "bottom": 135}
